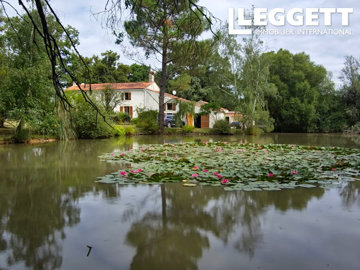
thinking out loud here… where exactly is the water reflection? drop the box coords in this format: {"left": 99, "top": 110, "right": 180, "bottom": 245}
{"left": 0, "top": 134, "right": 359, "bottom": 270}
{"left": 123, "top": 184, "right": 324, "bottom": 269}
{"left": 0, "top": 141, "right": 128, "bottom": 269}
{"left": 340, "top": 180, "right": 360, "bottom": 209}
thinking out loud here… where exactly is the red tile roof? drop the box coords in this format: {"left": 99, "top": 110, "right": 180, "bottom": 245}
{"left": 65, "top": 82, "right": 152, "bottom": 91}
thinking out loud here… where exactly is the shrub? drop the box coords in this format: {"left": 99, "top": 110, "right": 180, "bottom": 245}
{"left": 136, "top": 110, "right": 159, "bottom": 134}
{"left": 13, "top": 128, "right": 31, "bottom": 143}
{"left": 182, "top": 125, "right": 194, "bottom": 133}
{"left": 245, "top": 126, "right": 263, "bottom": 135}
{"left": 72, "top": 101, "right": 113, "bottom": 139}
{"left": 31, "top": 113, "right": 59, "bottom": 136}
{"left": 130, "top": 118, "right": 138, "bottom": 125}
{"left": 112, "top": 112, "right": 131, "bottom": 124}
{"left": 113, "top": 125, "right": 125, "bottom": 136}
{"left": 124, "top": 125, "right": 135, "bottom": 136}
{"left": 212, "top": 120, "right": 231, "bottom": 135}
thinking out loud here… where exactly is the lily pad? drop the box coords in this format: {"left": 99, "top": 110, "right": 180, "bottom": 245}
{"left": 97, "top": 142, "right": 360, "bottom": 191}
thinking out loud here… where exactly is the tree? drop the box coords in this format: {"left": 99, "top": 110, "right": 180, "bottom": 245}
{"left": 237, "top": 31, "right": 276, "bottom": 131}
{"left": 107, "top": 0, "right": 213, "bottom": 134}
{"left": 0, "top": 11, "right": 66, "bottom": 136}
{"left": 340, "top": 55, "right": 360, "bottom": 126}
{"left": 129, "top": 63, "right": 150, "bottom": 82}
{"left": 264, "top": 49, "right": 330, "bottom": 132}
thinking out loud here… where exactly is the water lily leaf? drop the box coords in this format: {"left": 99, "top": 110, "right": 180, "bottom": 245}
{"left": 97, "top": 142, "right": 360, "bottom": 191}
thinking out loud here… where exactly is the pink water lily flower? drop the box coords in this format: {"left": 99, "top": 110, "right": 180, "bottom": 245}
{"left": 217, "top": 174, "right": 222, "bottom": 179}
{"left": 135, "top": 169, "right": 143, "bottom": 173}
{"left": 221, "top": 179, "right": 229, "bottom": 184}
{"left": 171, "top": 144, "right": 175, "bottom": 147}
{"left": 141, "top": 148, "right": 146, "bottom": 151}
{"left": 331, "top": 168, "right": 336, "bottom": 171}
{"left": 121, "top": 153, "right": 126, "bottom": 156}
{"left": 213, "top": 172, "right": 219, "bottom": 176}
{"left": 268, "top": 173, "right": 274, "bottom": 177}
{"left": 217, "top": 148, "right": 222, "bottom": 152}
{"left": 164, "top": 143, "right": 169, "bottom": 146}
{"left": 233, "top": 150, "right": 237, "bottom": 154}
{"left": 203, "top": 169, "right": 209, "bottom": 172}
{"left": 149, "top": 146, "right": 153, "bottom": 150}
{"left": 258, "top": 145, "right": 262, "bottom": 149}
{"left": 291, "top": 170, "right": 298, "bottom": 174}
{"left": 120, "top": 171, "right": 127, "bottom": 176}
{"left": 192, "top": 173, "right": 198, "bottom": 178}
{"left": 192, "top": 166, "right": 199, "bottom": 170}
{"left": 130, "top": 170, "right": 135, "bottom": 173}
{"left": 111, "top": 153, "right": 114, "bottom": 156}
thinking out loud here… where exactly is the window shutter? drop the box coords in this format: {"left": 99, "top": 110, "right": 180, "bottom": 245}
{"left": 128, "top": 92, "right": 131, "bottom": 100}
{"left": 120, "top": 106, "right": 123, "bottom": 112}
{"left": 129, "top": 107, "right": 133, "bottom": 117}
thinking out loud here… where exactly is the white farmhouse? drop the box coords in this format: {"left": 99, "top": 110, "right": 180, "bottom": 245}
{"left": 65, "top": 72, "right": 229, "bottom": 128}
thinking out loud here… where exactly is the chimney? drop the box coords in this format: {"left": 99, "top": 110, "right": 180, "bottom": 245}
{"left": 149, "top": 71, "right": 155, "bottom": 83}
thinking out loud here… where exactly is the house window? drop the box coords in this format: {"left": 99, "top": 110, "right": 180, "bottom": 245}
{"left": 167, "top": 103, "right": 176, "bottom": 111}
{"left": 122, "top": 92, "right": 131, "bottom": 100}
{"left": 120, "top": 106, "right": 133, "bottom": 117}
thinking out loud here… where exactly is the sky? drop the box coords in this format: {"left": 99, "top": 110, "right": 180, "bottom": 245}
{"left": 7, "top": 0, "right": 360, "bottom": 86}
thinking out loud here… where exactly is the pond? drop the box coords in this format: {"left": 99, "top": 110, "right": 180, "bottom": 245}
{"left": 0, "top": 133, "right": 359, "bottom": 270}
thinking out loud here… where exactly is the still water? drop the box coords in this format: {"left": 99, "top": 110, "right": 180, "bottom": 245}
{"left": 0, "top": 134, "right": 359, "bottom": 270}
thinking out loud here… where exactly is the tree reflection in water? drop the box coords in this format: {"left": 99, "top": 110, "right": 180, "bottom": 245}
{"left": 339, "top": 180, "right": 360, "bottom": 209}
{"left": 0, "top": 141, "right": 124, "bottom": 270}
{"left": 125, "top": 184, "right": 324, "bottom": 269}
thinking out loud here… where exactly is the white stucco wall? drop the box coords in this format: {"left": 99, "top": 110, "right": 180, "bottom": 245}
{"left": 209, "top": 111, "right": 225, "bottom": 128}
{"left": 111, "top": 90, "right": 145, "bottom": 118}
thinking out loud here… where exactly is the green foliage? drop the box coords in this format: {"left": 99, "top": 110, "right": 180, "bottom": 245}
{"left": 264, "top": 49, "right": 341, "bottom": 132}
{"left": 136, "top": 110, "right": 159, "bottom": 134}
{"left": 245, "top": 126, "right": 263, "bottom": 136}
{"left": 0, "top": 11, "right": 66, "bottom": 137}
{"left": 112, "top": 112, "right": 131, "bottom": 124}
{"left": 182, "top": 125, "right": 195, "bottom": 133}
{"left": 174, "top": 101, "right": 195, "bottom": 126}
{"left": 72, "top": 100, "right": 113, "bottom": 139}
{"left": 199, "top": 102, "right": 221, "bottom": 115}
{"left": 130, "top": 118, "right": 139, "bottom": 125}
{"left": 124, "top": 125, "right": 135, "bottom": 136}
{"left": 340, "top": 56, "right": 360, "bottom": 127}
{"left": 212, "top": 120, "right": 231, "bottom": 135}
{"left": 129, "top": 64, "right": 150, "bottom": 82}
{"left": 31, "top": 113, "right": 59, "bottom": 136}
{"left": 121, "top": 0, "right": 211, "bottom": 134}
{"left": 113, "top": 125, "right": 126, "bottom": 137}
{"left": 13, "top": 128, "right": 31, "bottom": 143}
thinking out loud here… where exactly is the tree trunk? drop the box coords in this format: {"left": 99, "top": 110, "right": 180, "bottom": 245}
{"left": 158, "top": 44, "right": 167, "bottom": 135}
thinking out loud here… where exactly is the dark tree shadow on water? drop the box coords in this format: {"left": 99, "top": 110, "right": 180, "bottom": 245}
{"left": 125, "top": 184, "right": 324, "bottom": 269}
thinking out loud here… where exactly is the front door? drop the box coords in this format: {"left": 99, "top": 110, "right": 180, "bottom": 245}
{"left": 200, "top": 115, "right": 209, "bottom": 128}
